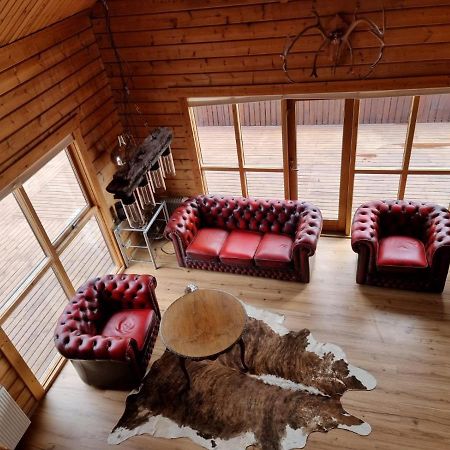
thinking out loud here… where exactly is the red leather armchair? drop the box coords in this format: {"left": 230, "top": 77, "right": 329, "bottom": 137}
{"left": 54, "top": 274, "right": 160, "bottom": 389}
{"left": 351, "top": 200, "right": 450, "bottom": 292}
{"left": 164, "top": 195, "right": 322, "bottom": 282}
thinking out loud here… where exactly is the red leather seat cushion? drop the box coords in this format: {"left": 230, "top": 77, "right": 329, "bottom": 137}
{"left": 219, "top": 230, "right": 262, "bottom": 266}
{"left": 101, "top": 309, "right": 155, "bottom": 351}
{"left": 377, "top": 236, "right": 428, "bottom": 269}
{"left": 254, "top": 233, "right": 293, "bottom": 269}
{"left": 186, "top": 228, "right": 229, "bottom": 262}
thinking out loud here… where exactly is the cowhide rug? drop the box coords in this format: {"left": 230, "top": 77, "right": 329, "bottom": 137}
{"left": 109, "top": 303, "right": 376, "bottom": 450}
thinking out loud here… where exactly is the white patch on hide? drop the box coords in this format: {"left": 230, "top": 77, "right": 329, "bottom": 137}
{"left": 338, "top": 422, "right": 372, "bottom": 436}
{"left": 280, "top": 425, "right": 308, "bottom": 449}
{"left": 242, "top": 302, "right": 289, "bottom": 335}
{"left": 306, "top": 330, "right": 377, "bottom": 391}
{"left": 251, "top": 373, "right": 325, "bottom": 396}
{"left": 347, "top": 364, "right": 377, "bottom": 390}
{"left": 108, "top": 415, "right": 256, "bottom": 449}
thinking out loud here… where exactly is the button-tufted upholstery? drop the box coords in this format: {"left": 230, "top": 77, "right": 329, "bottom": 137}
{"left": 164, "top": 195, "right": 323, "bottom": 282}
{"left": 54, "top": 274, "right": 161, "bottom": 388}
{"left": 351, "top": 200, "right": 450, "bottom": 292}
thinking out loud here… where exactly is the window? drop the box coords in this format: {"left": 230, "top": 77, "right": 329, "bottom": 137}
{"left": 0, "top": 144, "right": 118, "bottom": 389}
{"left": 190, "top": 93, "right": 450, "bottom": 234}
{"left": 192, "top": 100, "right": 287, "bottom": 199}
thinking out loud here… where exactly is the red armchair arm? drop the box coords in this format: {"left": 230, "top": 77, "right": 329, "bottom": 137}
{"left": 56, "top": 332, "right": 137, "bottom": 362}
{"left": 424, "top": 205, "right": 450, "bottom": 267}
{"left": 351, "top": 202, "right": 382, "bottom": 253}
{"left": 164, "top": 199, "right": 201, "bottom": 266}
{"left": 292, "top": 203, "right": 322, "bottom": 282}
{"left": 351, "top": 202, "right": 383, "bottom": 284}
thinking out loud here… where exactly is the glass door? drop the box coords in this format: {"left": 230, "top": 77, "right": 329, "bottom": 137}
{"left": 294, "top": 99, "right": 350, "bottom": 232}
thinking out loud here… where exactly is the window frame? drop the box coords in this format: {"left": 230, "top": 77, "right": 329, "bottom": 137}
{"left": 0, "top": 136, "right": 122, "bottom": 390}
{"left": 189, "top": 94, "right": 450, "bottom": 235}
{"left": 191, "top": 102, "right": 288, "bottom": 199}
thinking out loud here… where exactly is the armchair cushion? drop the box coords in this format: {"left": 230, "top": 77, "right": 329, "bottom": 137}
{"left": 186, "top": 228, "right": 229, "bottom": 262}
{"left": 219, "top": 230, "right": 262, "bottom": 266}
{"left": 377, "top": 236, "right": 428, "bottom": 270}
{"left": 254, "top": 233, "right": 293, "bottom": 269}
{"left": 101, "top": 309, "right": 156, "bottom": 351}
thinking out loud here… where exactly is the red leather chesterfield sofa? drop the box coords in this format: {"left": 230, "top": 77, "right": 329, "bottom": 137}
{"left": 54, "top": 274, "right": 160, "bottom": 389}
{"left": 164, "top": 195, "right": 322, "bottom": 282}
{"left": 351, "top": 200, "right": 450, "bottom": 292}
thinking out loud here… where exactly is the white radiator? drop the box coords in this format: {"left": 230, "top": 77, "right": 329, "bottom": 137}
{"left": 0, "top": 386, "right": 31, "bottom": 450}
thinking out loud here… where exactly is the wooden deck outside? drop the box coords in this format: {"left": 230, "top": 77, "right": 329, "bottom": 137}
{"left": 197, "top": 122, "right": 450, "bottom": 220}
{"left": 0, "top": 151, "right": 116, "bottom": 383}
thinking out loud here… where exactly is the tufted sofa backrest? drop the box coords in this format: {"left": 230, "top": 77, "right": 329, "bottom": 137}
{"left": 355, "top": 200, "right": 448, "bottom": 242}
{"left": 192, "top": 195, "right": 320, "bottom": 236}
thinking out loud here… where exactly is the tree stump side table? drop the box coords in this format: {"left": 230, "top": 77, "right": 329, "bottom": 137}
{"left": 160, "top": 289, "right": 248, "bottom": 392}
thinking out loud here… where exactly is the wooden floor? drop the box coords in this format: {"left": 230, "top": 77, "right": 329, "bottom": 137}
{"left": 0, "top": 151, "right": 116, "bottom": 383}
{"left": 20, "top": 237, "right": 450, "bottom": 450}
{"left": 197, "top": 122, "right": 450, "bottom": 220}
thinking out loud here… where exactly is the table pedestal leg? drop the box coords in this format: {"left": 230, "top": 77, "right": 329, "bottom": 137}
{"left": 179, "top": 357, "right": 190, "bottom": 392}
{"left": 238, "top": 337, "right": 248, "bottom": 372}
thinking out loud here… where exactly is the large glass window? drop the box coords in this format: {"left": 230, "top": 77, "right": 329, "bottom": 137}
{"left": 191, "top": 93, "right": 450, "bottom": 234}
{"left": 192, "top": 100, "right": 286, "bottom": 198}
{"left": 0, "top": 145, "right": 118, "bottom": 388}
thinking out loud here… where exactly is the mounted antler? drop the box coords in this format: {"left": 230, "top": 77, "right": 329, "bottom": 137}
{"left": 281, "top": 7, "right": 385, "bottom": 81}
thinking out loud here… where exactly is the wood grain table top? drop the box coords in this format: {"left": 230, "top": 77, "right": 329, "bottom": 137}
{"left": 160, "top": 289, "right": 247, "bottom": 359}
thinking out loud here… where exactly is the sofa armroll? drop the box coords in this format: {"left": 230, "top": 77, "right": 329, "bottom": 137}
{"left": 424, "top": 205, "right": 450, "bottom": 265}
{"left": 164, "top": 200, "right": 201, "bottom": 266}
{"left": 293, "top": 203, "right": 323, "bottom": 256}
{"left": 292, "top": 203, "right": 322, "bottom": 282}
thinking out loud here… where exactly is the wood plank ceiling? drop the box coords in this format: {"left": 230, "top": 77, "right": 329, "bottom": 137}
{"left": 0, "top": 0, "right": 97, "bottom": 46}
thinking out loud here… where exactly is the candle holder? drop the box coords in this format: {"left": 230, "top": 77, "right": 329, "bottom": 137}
{"left": 161, "top": 146, "right": 176, "bottom": 176}
{"left": 148, "top": 162, "right": 166, "bottom": 190}
{"left": 121, "top": 194, "right": 145, "bottom": 228}
{"left": 136, "top": 177, "right": 156, "bottom": 216}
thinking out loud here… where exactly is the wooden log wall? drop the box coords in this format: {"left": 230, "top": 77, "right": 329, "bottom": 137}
{"left": 0, "top": 12, "right": 122, "bottom": 414}
{"left": 0, "top": 350, "right": 37, "bottom": 416}
{"left": 92, "top": 0, "right": 450, "bottom": 196}
{"left": 0, "top": 11, "right": 121, "bottom": 206}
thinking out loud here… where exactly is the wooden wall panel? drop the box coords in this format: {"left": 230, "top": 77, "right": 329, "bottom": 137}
{"left": 0, "top": 11, "right": 122, "bottom": 415}
{"left": 0, "top": 12, "right": 121, "bottom": 203}
{"left": 0, "top": 0, "right": 96, "bottom": 46}
{"left": 92, "top": 0, "right": 450, "bottom": 196}
{"left": 0, "top": 347, "right": 38, "bottom": 416}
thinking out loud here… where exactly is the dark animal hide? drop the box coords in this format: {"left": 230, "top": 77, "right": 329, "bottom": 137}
{"left": 110, "top": 308, "right": 375, "bottom": 450}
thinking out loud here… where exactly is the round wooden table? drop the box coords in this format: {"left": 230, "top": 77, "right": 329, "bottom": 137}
{"left": 160, "top": 289, "right": 248, "bottom": 391}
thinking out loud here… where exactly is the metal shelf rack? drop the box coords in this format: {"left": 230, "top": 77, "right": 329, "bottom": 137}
{"left": 114, "top": 201, "right": 169, "bottom": 269}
